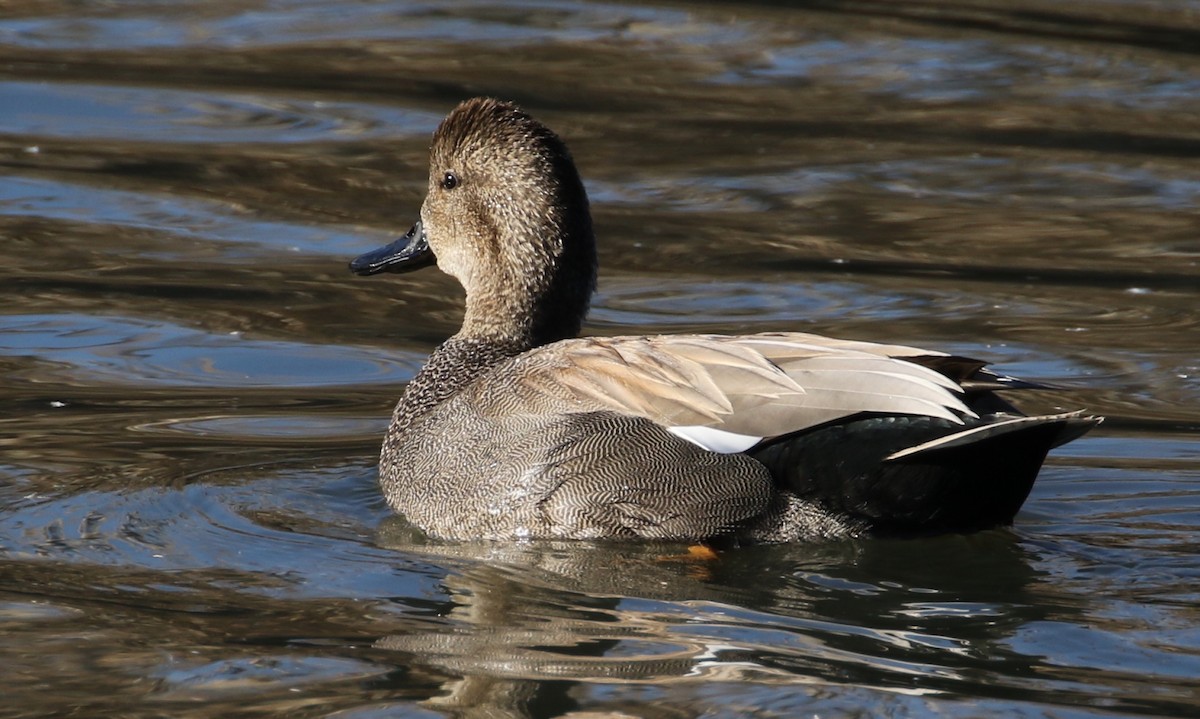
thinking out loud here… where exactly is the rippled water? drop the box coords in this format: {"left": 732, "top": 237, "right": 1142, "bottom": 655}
{"left": 2, "top": 1, "right": 1199, "bottom": 717}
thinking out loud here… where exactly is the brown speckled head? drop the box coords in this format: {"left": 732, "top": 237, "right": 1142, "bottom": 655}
{"left": 421, "top": 98, "right": 596, "bottom": 347}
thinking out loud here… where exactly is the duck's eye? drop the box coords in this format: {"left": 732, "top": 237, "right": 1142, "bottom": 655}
{"left": 441, "top": 171, "right": 459, "bottom": 190}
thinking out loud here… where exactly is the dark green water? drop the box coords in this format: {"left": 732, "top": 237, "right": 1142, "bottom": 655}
{"left": 2, "top": 1, "right": 1198, "bottom": 717}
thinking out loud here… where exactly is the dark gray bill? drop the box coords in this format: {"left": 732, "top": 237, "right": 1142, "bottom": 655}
{"left": 348, "top": 221, "right": 435, "bottom": 276}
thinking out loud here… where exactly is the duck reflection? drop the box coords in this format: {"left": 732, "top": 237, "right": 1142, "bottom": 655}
{"left": 372, "top": 517, "right": 1059, "bottom": 718}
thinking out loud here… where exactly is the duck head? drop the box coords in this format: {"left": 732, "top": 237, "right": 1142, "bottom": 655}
{"left": 351, "top": 97, "right": 597, "bottom": 348}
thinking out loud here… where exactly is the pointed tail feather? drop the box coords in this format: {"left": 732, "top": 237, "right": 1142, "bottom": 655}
{"left": 886, "top": 412, "right": 1102, "bottom": 461}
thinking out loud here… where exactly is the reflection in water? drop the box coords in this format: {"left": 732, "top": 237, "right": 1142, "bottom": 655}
{"left": 1, "top": 0, "right": 1199, "bottom": 717}
{"left": 371, "top": 524, "right": 1121, "bottom": 718}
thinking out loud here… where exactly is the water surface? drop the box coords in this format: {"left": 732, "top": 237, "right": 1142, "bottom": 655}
{"left": 2, "top": 1, "right": 1199, "bottom": 717}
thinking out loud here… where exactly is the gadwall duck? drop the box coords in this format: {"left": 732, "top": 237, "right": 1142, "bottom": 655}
{"left": 350, "top": 97, "right": 1099, "bottom": 543}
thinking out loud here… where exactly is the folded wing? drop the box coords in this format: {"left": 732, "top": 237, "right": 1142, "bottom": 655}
{"left": 490, "top": 333, "right": 978, "bottom": 451}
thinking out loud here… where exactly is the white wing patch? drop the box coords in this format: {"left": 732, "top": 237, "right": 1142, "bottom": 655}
{"left": 668, "top": 425, "right": 764, "bottom": 453}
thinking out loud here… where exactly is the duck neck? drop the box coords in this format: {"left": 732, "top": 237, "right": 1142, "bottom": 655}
{"left": 390, "top": 335, "right": 528, "bottom": 435}
{"left": 459, "top": 276, "right": 587, "bottom": 351}
{"left": 461, "top": 215, "right": 597, "bottom": 351}
{"left": 394, "top": 224, "right": 596, "bottom": 433}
